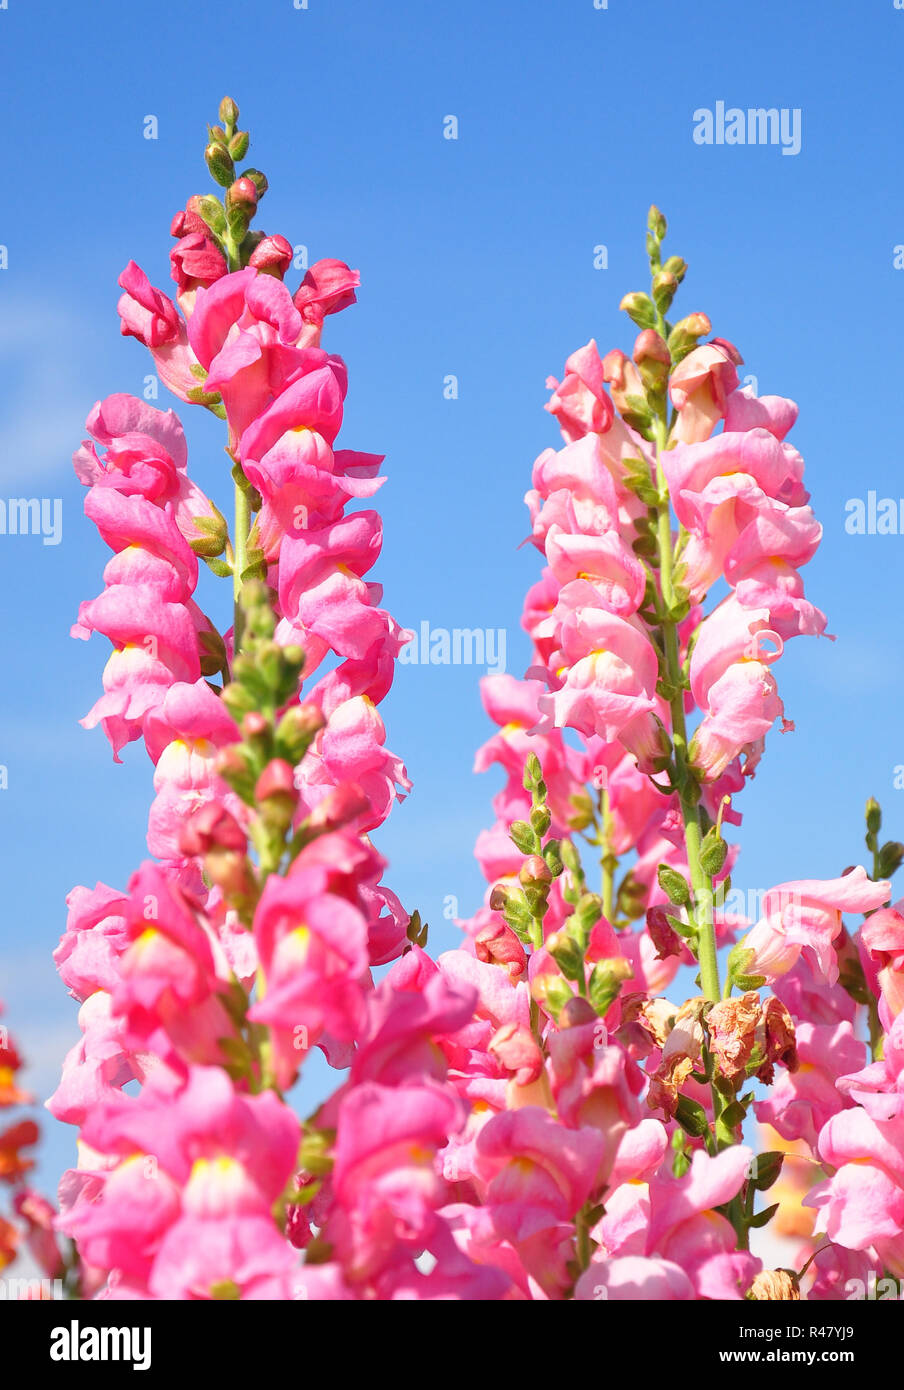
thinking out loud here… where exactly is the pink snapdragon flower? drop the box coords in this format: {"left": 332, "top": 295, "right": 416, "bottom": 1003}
{"left": 538, "top": 603, "right": 659, "bottom": 744}
{"left": 737, "top": 868, "right": 891, "bottom": 984}
{"left": 59, "top": 1067, "right": 300, "bottom": 1299}
{"left": 326, "top": 1079, "right": 464, "bottom": 1284}
{"left": 836, "top": 1011, "right": 904, "bottom": 1121}
{"left": 668, "top": 338, "right": 741, "bottom": 444}
{"left": 590, "top": 1146, "right": 759, "bottom": 1299}
{"left": 807, "top": 1108, "right": 904, "bottom": 1271}
{"left": 860, "top": 906, "right": 904, "bottom": 1027}
{"left": 544, "top": 340, "right": 614, "bottom": 442}
{"left": 247, "top": 846, "right": 371, "bottom": 1088}
{"left": 755, "top": 1021, "right": 866, "bottom": 1152}
{"left": 75, "top": 394, "right": 225, "bottom": 552}
{"left": 117, "top": 261, "right": 201, "bottom": 402}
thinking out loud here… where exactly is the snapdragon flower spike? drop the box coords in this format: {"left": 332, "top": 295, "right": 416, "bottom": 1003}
{"left": 448, "top": 205, "right": 875, "bottom": 1302}
{"left": 71, "top": 398, "right": 228, "bottom": 763}
{"left": 58, "top": 1066, "right": 301, "bottom": 1300}
{"left": 53, "top": 97, "right": 426, "bottom": 1305}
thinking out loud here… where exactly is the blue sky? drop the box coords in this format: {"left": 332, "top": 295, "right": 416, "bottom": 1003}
{"left": 2, "top": 0, "right": 904, "bottom": 1194}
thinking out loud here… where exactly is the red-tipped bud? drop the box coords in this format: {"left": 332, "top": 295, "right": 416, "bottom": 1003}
{"left": 179, "top": 801, "right": 247, "bottom": 857}
{"left": 241, "top": 711, "right": 269, "bottom": 740}
{"left": 559, "top": 996, "right": 598, "bottom": 1028}
{"left": 248, "top": 234, "right": 293, "bottom": 278}
{"left": 633, "top": 329, "right": 671, "bottom": 368}
{"left": 171, "top": 207, "right": 206, "bottom": 239}
{"left": 632, "top": 329, "right": 671, "bottom": 392}
{"left": 488, "top": 1022, "right": 544, "bottom": 1086}
{"left": 307, "top": 782, "right": 370, "bottom": 834}
{"left": 254, "top": 758, "right": 298, "bottom": 804}
{"left": 475, "top": 920, "right": 528, "bottom": 981}
{"left": 519, "top": 855, "right": 552, "bottom": 889}
{"left": 601, "top": 347, "right": 644, "bottom": 415}
{"left": 710, "top": 336, "right": 743, "bottom": 366}
{"left": 489, "top": 884, "right": 509, "bottom": 913}
{"left": 228, "top": 176, "right": 259, "bottom": 212}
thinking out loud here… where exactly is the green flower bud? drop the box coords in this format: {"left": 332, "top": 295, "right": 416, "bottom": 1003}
{"left": 219, "top": 96, "right": 240, "bottom": 130}
{"left": 205, "top": 142, "right": 235, "bottom": 188}
{"left": 619, "top": 292, "right": 657, "bottom": 331}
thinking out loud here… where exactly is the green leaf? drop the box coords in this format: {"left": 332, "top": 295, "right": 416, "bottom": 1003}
{"left": 877, "top": 840, "right": 904, "bottom": 879}
{"left": 675, "top": 1094, "right": 710, "bottom": 1139}
{"left": 749, "top": 1151, "right": 785, "bottom": 1193}
{"left": 204, "top": 556, "right": 234, "bottom": 579}
{"left": 747, "top": 1202, "right": 780, "bottom": 1230}
{"left": 509, "top": 820, "right": 539, "bottom": 855}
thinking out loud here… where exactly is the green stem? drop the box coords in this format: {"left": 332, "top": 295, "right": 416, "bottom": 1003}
{"left": 576, "top": 1207, "right": 592, "bottom": 1273}
{"left": 600, "top": 787, "right": 616, "bottom": 922}
{"left": 233, "top": 478, "right": 251, "bottom": 657}
{"left": 652, "top": 416, "right": 721, "bottom": 1006}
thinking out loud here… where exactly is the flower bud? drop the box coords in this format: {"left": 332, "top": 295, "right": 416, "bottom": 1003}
{"left": 588, "top": 958, "right": 633, "bottom": 1017}
{"left": 651, "top": 270, "right": 679, "bottom": 314}
{"left": 531, "top": 972, "right": 575, "bottom": 1021}
{"left": 632, "top": 329, "right": 671, "bottom": 392}
{"left": 489, "top": 1023, "right": 544, "bottom": 1086}
{"left": 255, "top": 758, "right": 299, "bottom": 835}
{"left": 307, "top": 782, "right": 370, "bottom": 834}
{"left": 566, "top": 787, "right": 594, "bottom": 832}
{"left": 619, "top": 292, "right": 657, "bottom": 331}
{"left": 666, "top": 312, "right": 712, "bottom": 364}
{"left": 241, "top": 711, "right": 269, "bottom": 741}
{"left": 239, "top": 167, "right": 269, "bottom": 199}
{"left": 216, "top": 745, "right": 254, "bottom": 781}
{"left": 519, "top": 855, "right": 552, "bottom": 890}
{"left": 219, "top": 96, "right": 240, "bottom": 129}
{"left": 188, "top": 506, "right": 230, "bottom": 559}
{"left": 647, "top": 205, "right": 667, "bottom": 241}
{"left": 601, "top": 347, "right": 645, "bottom": 417}
{"left": 227, "top": 176, "right": 258, "bottom": 213}
{"left": 228, "top": 131, "right": 250, "bottom": 161}
{"left": 474, "top": 920, "right": 527, "bottom": 981}
{"left": 866, "top": 797, "right": 882, "bottom": 839}
{"left": 255, "top": 758, "right": 298, "bottom": 804}
{"left": 179, "top": 800, "right": 247, "bottom": 857}
{"left": 248, "top": 233, "right": 293, "bottom": 278}
{"left": 205, "top": 847, "right": 256, "bottom": 900}
{"left": 546, "top": 930, "right": 586, "bottom": 982}
{"left": 274, "top": 702, "right": 324, "bottom": 763}
{"left": 559, "top": 996, "right": 597, "bottom": 1028}
{"left": 489, "top": 884, "right": 509, "bottom": 913}
{"left": 205, "top": 143, "right": 235, "bottom": 188}
{"left": 187, "top": 194, "right": 227, "bottom": 236}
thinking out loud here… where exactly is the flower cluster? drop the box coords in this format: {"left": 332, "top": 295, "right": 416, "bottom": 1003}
{"left": 454, "top": 207, "right": 902, "bottom": 1298}
{"left": 50, "top": 99, "right": 427, "bottom": 1300}
{"left": 47, "top": 104, "right": 903, "bottom": 1302}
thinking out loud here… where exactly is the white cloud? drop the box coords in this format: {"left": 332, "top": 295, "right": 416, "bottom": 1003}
{"left": 0, "top": 299, "right": 105, "bottom": 486}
